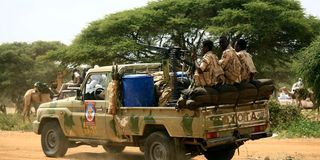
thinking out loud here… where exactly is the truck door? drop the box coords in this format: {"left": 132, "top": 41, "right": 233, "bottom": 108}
{"left": 70, "top": 72, "right": 111, "bottom": 139}
{"left": 70, "top": 71, "right": 121, "bottom": 141}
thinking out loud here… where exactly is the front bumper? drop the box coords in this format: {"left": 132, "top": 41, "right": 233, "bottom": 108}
{"left": 32, "top": 120, "right": 40, "bottom": 134}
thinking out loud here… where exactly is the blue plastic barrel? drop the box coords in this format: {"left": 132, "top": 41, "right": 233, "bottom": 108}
{"left": 122, "top": 74, "right": 155, "bottom": 107}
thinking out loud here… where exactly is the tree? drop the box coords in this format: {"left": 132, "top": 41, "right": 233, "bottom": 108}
{"left": 297, "top": 36, "right": 320, "bottom": 105}
{"left": 0, "top": 41, "right": 66, "bottom": 111}
{"left": 47, "top": 0, "right": 320, "bottom": 78}
{"left": 209, "top": 0, "right": 320, "bottom": 77}
{"left": 46, "top": 0, "right": 217, "bottom": 66}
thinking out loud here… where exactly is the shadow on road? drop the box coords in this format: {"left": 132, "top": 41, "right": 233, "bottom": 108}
{"left": 64, "top": 151, "right": 144, "bottom": 160}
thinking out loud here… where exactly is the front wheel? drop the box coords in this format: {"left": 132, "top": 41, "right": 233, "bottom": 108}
{"left": 102, "top": 144, "right": 125, "bottom": 153}
{"left": 144, "top": 131, "right": 175, "bottom": 160}
{"left": 41, "top": 121, "right": 69, "bottom": 157}
{"left": 204, "top": 148, "right": 235, "bottom": 160}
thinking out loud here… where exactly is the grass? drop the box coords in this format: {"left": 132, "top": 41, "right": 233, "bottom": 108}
{"left": 283, "top": 118, "right": 320, "bottom": 138}
{"left": 0, "top": 113, "right": 34, "bottom": 131}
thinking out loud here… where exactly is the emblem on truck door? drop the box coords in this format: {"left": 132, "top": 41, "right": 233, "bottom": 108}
{"left": 85, "top": 101, "right": 96, "bottom": 126}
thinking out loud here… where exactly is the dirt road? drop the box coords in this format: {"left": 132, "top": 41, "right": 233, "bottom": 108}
{"left": 0, "top": 131, "right": 319, "bottom": 160}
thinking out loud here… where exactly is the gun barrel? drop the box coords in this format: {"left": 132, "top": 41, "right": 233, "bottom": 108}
{"left": 137, "top": 43, "right": 170, "bottom": 53}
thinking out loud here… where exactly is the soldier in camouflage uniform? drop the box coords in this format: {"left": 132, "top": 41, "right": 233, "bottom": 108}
{"left": 219, "top": 36, "right": 242, "bottom": 84}
{"left": 194, "top": 40, "right": 225, "bottom": 87}
{"left": 177, "top": 40, "right": 224, "bottom": 107}
{"left": 235, "top": 39, "right": 257, "bottom": 81}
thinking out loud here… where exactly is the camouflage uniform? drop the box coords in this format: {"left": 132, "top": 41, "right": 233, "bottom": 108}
{"left": 236, "top": 50, "right": 257, "bottom": 81}
{"left": 158, "top": 85, "right": 172, "bottom": 106}
{"left": 219, "top": 45, "right": 242, "bottom": 84}
{"left": 107, "top": 80, "right": 118, "bottom": 115}
{"left": 194, "top": 51, "right": 224, "bottom": 87}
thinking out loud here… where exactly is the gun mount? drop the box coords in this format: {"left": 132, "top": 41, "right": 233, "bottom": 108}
{"left": 138, "top": 43, "right": 191, "bottom": 105}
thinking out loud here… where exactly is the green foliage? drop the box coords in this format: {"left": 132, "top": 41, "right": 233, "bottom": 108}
{"left": 0, "top": 41, "right": 66, "bottom": 109}
{"left": 210, "top": 0, "right": 320, "bottom": 74}
{"left": 46, "top": 0, "right": 217, "bottom": 65}
{"left": 0, "top": 113, "right": 33, "bottom": 131}
{"left": 269, "top": 101, "right": 302, "bottom": 129}
{"left": 269, "top": 101, "right": 320, "bottom": 138}
{"left": 282, "top": 118, "right": 320, "bottom": 138}
{"left": 297, "top": 36, "right": 320, "bottom": 104}
{"left": 47, "top": 0, "right": 320, "bottom": 75}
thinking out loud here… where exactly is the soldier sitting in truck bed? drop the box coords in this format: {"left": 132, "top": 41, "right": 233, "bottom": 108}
{"left": 219, "top": 36, "right": 242, "bottom": 85}
{"left": 193, "top": 40, "right": 225, "bottom": 87}
{"left": 235, "top": 39, "right": 257, "bottom": 82}
{"left": 177, "top": 40, "right": 224, "bottom": 107}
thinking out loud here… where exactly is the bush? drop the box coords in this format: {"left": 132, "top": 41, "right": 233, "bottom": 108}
{"left": 269, "top": 100, "right": 302, "bottom": 129}
{"left": 0, "top": 113, "right": 33, "bottom": 131}
{"left": 269, "top": 100, "right": 320, "bottom": 138}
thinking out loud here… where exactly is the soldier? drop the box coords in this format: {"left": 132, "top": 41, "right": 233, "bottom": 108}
{"left": 235, "top": 39, "right": 257, "bottom": 82}
{"left": 219, "top": 36, "right": 242, "bottom": 84}
{"left": 72, "top": 68, "right": 82, "bottom": 86}
{"left": 58, "top": 68, "right": 82, "bottom": 95}
{"left": 194, "top": 40, "right": 225, "bottom": 87}
{"left": 177, "top": 40, "right": 224, "bottom": 108}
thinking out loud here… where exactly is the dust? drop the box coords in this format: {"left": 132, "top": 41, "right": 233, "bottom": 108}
{"left": 61, "top": 150, "right": 144, "bottom": 160}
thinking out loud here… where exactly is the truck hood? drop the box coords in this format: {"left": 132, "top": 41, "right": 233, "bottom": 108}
{"left": 39, "top": 96, "right": 76, "bottom": 108}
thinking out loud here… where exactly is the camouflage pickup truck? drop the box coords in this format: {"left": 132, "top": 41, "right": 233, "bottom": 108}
{"left": 33, "top": 63, "right": 273, "bottom": 160}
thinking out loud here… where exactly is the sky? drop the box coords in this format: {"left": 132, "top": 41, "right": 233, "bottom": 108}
{"left": 0, "top": 0, "right": 319, "bottom": 45}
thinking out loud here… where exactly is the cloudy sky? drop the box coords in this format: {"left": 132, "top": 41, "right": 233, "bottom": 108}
{"left": 0, "top": 0, "right": 319, "bottom": 45}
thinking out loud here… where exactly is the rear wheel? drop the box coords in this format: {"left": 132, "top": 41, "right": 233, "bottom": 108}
{"left": 41, "top": 121, "right": 69, "bottom": 157}
{"left": 144, "top": 132, "right": 175, "bottom": 160}
{"left": 102, "top": 144, "right": 125, "bottom": 153}
{"left": 204, "top": 148, "right": 235, "bottom": 160}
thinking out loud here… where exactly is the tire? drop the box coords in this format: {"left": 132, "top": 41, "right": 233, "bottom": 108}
{"left": 41, "top": 121, "right": 69, "bottom": 157}
{"left": 204, "top": 148, "right": 236, "bottom": 160}
{"left": 144, "top": 131, "right": 175, "bottom": 160}
{"left": 102, "top": 144, "right": 125, "bottom": 153}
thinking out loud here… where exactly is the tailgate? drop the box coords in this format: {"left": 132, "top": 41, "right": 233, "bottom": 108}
{"left": 202, "top": 101, "right": 270, "bottom": 137}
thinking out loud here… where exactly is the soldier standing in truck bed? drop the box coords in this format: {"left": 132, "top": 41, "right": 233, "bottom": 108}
{"left": 235, "top": 39, "right": 257, "bottom": 82}
{"left": 219, "top": 36, "right": 242, "bottom": 84}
